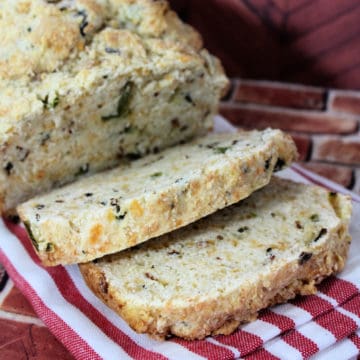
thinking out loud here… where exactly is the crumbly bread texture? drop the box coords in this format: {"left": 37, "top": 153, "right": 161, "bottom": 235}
{"left": 0, "top": 0, "right": 228, "bottom": 212}
{"left": 80, "top": 178, "right": 352, "bottom": 340}
{"left": 18, "top": 129, "right": 297, "bottom": 266}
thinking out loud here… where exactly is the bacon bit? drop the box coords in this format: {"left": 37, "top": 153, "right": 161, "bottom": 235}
{"left": 145, "top": 272, "right": 158, "bottom": 281}
{"left": 299, "top": 252, "right": 312, "bottom": 265}
{"left": 167, "top": 249, "right": 180, "bottom": 255}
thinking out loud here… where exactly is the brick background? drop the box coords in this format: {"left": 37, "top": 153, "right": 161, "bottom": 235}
{"left": 220, "top": 79, "right": 360, "bottom": 190}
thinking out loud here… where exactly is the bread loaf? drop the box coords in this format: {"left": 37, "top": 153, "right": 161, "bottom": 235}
{"left": 17, "top": 129, "right": 297, "bottom": 265}
{"left": 80, "top": 178, "right": 352, "bottom": 340}
{"left": 0, "top": 0, "right": 228, "bottom": 212}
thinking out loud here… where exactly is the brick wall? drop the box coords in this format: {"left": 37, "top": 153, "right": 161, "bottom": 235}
{"left": 220, "top": 79, "right": 360, "bottom": 193}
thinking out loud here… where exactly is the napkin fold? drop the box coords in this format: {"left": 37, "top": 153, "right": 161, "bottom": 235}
{"left": 0, "top": 117, "right": 359, "bottom": 360}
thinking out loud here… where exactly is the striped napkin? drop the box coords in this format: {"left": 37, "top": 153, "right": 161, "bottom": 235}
{"left": 0, "top": 117, "right": 359, "bottom": 360}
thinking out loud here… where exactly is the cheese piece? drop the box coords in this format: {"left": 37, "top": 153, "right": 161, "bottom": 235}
{"left": 80, "top": 178, "right": 352, "bottom": 340}
{"left": 17, "top": 129, "right": 297, "bottom": 265}
{"left": 0, "top": 0, "right": 228, "bottom": 212}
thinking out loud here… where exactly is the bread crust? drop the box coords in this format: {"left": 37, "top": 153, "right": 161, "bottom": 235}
{"left": 79, "top": 179, "right": 352, "bottom": 340}
{"left": 18, "top": 130, "right": 297, "bottom": 265}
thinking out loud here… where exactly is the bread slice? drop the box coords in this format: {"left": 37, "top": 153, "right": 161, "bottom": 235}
{"left": 79, "top": 178, "right": 352, "bottom": 340}
{"left": 0, "top": 0, "right": 228, "bottom": 212}
{"left": 17, "top": 129, "right": 297, "bottom": 266}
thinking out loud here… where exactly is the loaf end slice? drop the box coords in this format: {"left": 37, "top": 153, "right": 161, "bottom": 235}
{"left": 18, "top": 129, "right": 297, "bottom": 265}
{"left": 0, "top": 0, "right": 228, "bottom": 212}
{"left": 80, "top": 178, "right": 352, "bottom": 340}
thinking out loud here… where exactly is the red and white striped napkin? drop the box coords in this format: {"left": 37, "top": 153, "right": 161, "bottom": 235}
{"left": 0, "top": 117, "right": 359, "bottom": 360}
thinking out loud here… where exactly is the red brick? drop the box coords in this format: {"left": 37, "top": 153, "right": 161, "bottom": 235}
{"left": 289, "top": 133, "right": 311, "bottom": 161}
{"left": 313, "top": 136, "right": 360, "bottom": 165}
{"left": 1, "top": 286, "right": 37, "bottom": 317}
{"left": 220, "top": 104, "right": 358, "bottom": 134}
{"left": 331, "top": 92, "right": 360, "bottom": 116}
{"left": 0, "top": 262, "right": 7, "bottom": 291}
{"left": 0, "top": 319, "right": 74, "bottom": 360}
{"left": 234, "top": 80, "right": 325, "bottom": 110}
{"left": 301, "top": 162, "right": 354, "bottom": 188}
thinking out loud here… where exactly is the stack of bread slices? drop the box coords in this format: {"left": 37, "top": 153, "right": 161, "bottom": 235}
{"left": 5, "top": 0, "right": 352, "bottom": 341}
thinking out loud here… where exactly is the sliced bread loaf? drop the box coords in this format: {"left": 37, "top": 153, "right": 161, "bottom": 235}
{"left": 0, "top": 0, "right": 228, "bottom": 212}
{"left": 17, "top": 129, "right": 297, "bottom": 266}
{"left": 79, "top": 178, "right": 352, "bottom": 340}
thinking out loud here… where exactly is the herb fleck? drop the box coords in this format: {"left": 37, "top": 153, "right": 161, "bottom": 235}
{"left": 4, "top": 162, "right": 13, "bottom": 175}
{"left": 76, "top": 10, "right": 88, "bottom": 37}
{"left": 24, "top": 221, "right": 39, "bottom": 251}
{"left": 126, "top": 152, "right": 141, "bottom": 160}
{"left": 314, "top": 228, "right": 327, "bottom": 242}
{"left": 310, "top": 214, "right": 319, "bottom": 222}
{"left": 184, "top": 93, "right": 195, "bottom": 105}
{"left": 264, "top": 157, "right": 272, "bottom": 170}
{"left": 35, "top": 204, "right": 45, "bottom": 210}
{"left": 274, "top": 158, "right": 286, "bottom": 172}
{"left": 115, "top": 211, "right": 127, "bottom": 220}
{"left": 247, "top": 212, "right": 257, "bottom": 219}
{"left": 75, "top": 163, "right": 89, "bottom": 176}
{"left": 237, "top": 226, "right": 249, "bottom": 233}
{"left": 84, "top": 193, "right": 93, "bottom": 197}
{"left": 46, "top": 243, "right": 54, "bottom": 252}
{"left": 39, "top": 92, "right": 60, "bottom": 109}
{"left": 102, "top": 82, "right": 133, "bottom": 121}
{"left": 151, "top": 172, "right": 162, "bottom": 178}
{"left": 50, "top": 93, "right": 60, "bottom": 108}
{"left": 214, "top": 146, "right": 230, "bottom": 154}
